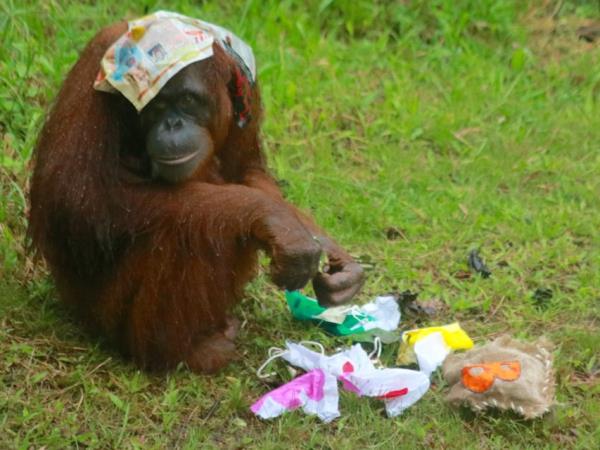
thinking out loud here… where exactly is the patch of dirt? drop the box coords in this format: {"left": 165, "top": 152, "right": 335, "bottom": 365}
{"left": 522, "top": 2, "right": 600, "bottom": 64}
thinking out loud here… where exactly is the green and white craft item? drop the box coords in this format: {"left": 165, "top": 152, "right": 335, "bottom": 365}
{"left": 285, "top": 291, "right": 400, "bottom": 336}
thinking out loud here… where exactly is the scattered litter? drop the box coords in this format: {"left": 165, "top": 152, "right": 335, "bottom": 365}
{"left": 251, "top": 341, "right": 430, "bottom": 421}
{"left": 442, "top": 335, "right": 555, "bottom": 418}
{"left": 271, "top": 289, "right": 553, "bottom": 423}
{"left": 468, "top": 249, "right": 492, "bottom": 278}
{"left": 286, "top": 291, "right": 400, "bottom": 337}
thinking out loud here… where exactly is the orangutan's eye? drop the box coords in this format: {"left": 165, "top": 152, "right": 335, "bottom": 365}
{"left": 178, "top": 94, "right": 198, "bottom": 114}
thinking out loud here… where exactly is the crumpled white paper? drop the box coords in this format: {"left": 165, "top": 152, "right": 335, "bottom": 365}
{"left": 402, "top": 323, "right": 474, "bottom": 376}
{"left": 413, "top": 332, "right": 451, "bottom": 376}
{"left": 359, "top": 295, "right": 401, "bottom": 332}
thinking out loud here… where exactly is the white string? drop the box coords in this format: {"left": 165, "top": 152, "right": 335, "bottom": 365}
{"left": 368, "top": 336, "right": 382, "bottom": 363}
{"left": 268, "top": 346, "right": 283, "bottom": 358}
{"left": 256, "top": 341, "right": 326, "bottom": 379}
{"left": 256, "top": 347, "right": 286, "bottom": 379}
{"left": 347, "top": 306, "right": 376, "bottom": 331}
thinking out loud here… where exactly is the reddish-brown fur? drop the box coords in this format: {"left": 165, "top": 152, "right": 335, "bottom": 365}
{"left": 29, "top": 22, "right": 361, "bottom": 372}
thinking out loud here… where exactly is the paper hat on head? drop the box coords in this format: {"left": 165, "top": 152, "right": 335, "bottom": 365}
{"left": 94, "top": 11, "right": 256, "bottom": 118}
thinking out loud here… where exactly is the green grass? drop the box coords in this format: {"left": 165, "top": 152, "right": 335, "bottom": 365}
{"left": 1, "top": 0, "right": 599, "bottom": 448}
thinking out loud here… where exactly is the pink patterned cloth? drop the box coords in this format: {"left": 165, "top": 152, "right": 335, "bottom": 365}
{"left": 251, "top": 369, "right": 339, "bottom": 423}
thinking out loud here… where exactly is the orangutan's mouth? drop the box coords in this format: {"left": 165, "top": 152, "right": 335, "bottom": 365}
{"left": 154, "top": 150, "right": 201, "bottom": 165}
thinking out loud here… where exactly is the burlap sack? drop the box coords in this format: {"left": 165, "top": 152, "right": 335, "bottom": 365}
{"left": 442, "top": 335, "right": 554, "bottom": 418}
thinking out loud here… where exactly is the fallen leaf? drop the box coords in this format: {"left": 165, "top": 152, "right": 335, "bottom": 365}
{"left": 454, "top": 270, "right": 472, "bottom": 280}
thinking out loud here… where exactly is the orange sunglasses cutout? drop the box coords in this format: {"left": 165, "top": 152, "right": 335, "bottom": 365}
{"left": 461, "top": 361, "right": 521, "bottom": 393}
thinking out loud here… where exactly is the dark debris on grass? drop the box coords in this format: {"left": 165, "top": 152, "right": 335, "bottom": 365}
{"left": 468, "top": 249, "right": 492, "bottom": 279}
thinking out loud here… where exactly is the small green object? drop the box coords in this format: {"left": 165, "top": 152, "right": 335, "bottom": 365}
{"left": 285, "top": 290, "right": 376, "bottom": 336}
{"left": 285, "top": 290, "right": 328, "bottom": 321}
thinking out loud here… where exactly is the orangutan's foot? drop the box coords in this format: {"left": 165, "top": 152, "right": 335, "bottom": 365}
{"left": 224, "top": 316, "right": 240, "bottom": 340}
{"left": 186, "top": 330, "right": 238, "bottom": 374}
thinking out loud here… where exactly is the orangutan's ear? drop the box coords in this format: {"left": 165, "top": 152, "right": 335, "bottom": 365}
{"left": 227, "top": 62, "right": 252, "bottom": 128}
{"left": 220, "top": 38, "right": 254, "bottom": 129}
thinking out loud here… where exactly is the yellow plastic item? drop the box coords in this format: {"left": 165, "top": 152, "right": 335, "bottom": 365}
{"left": 402, "top": 323, "right": 474, "bottom": 350}
{"left": 130, "top": 25, "right": 146, "bottom": 41}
